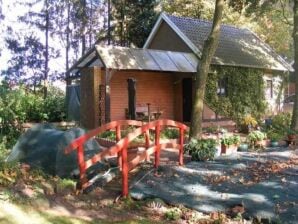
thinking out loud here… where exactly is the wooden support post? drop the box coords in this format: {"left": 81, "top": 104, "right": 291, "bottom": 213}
{"left": 122, "top": 146, "right": 129, "bottom": 197}
{"left": 147, "top": 103, "right": 151, "bottom": 122}
{"left": 145, "top": 130, "right": 150, "bottom": 162}
{"left": 154, "top": 124, "right": 160, "bottom": 168}
{"left": 116, "top": 125, "right": 122, "bottom": 169}
{"left": 127, "top": 78, "right": 136, "bottom": 120}
{"left": 179, "top": 128, "right": 184, "bottom": 166}
{"left": 105, "top": 69, "right": 111, "bottom": 123}
{"left": 77, "top": 145, "right": 86, "bottom": 189}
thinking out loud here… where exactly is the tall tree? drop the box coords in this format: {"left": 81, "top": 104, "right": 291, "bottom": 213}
{"left": 291, "top": 0, "right": 298, "bottom": 130}
{"left": 16, "top": 0, "right": 61, "bottom": 97}
{"left": 110, "top": 0, "right": 158, "bottom": 47}
{"left": 2, "top": 32, "right": 45, "bottom": 89}
{"left": 190, "top": 0, "right": 224, "bottom": 138}
{"left": 0, "top": 0, "right": 4, "bottom": 56}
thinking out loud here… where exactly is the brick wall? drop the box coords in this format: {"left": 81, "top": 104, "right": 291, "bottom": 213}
{"left": 110, "top": 71, "right": 175, "bottom": 121}
{"left": 79, "top": 68, "right": 222, "bottom": 125}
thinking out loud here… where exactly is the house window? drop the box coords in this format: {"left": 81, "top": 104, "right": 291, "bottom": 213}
{"left": 217, "top": 78, "right": 227, "bottom": 96}
{"left": 266, "top": 80, "right": 273, "bottom": 98}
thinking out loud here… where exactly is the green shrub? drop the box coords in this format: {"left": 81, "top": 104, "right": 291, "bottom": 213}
{"left": 286, "top": 128, "right": 298, "bottom": 135}
{"left": 164, "top": 208, "right": 181, "bottom": 221}
{"left": 0, "top": 83, "right": 66, "bottom": 148}
{"left": 43, "top": 86, "right": 66, "bottom": 122}
{"left": 221, "top": 135, "right": 241, "bottom": 146}
{"left": 247, "top": 130, "right": 266, "bottom": 143}
{"left": 0, "top": 136, "right": 10, "bottom": 160}
{"left": 266, "top": 130, "right": 283, "bottom": 141}
{"left": 232, "top": 135, "right": 241, "bottom": 145}
{"left": 55, "top": 178, "right": 76, "bottom": 194}
{"left": 99, "top": 130, "right": 116, "bottom": 140}
{"left": 160, "top": 127, "right": 179, "bottom": 139}
{"left": 271, "top": 113, "right": 291, "bottom": 132}
{"left": 203, "top": 125, "right": 218, "bottom": 134}
{"left": 221, "top": 136, "right": 233, "bottom": 146}
{"left": 184, "top": 138, "right": 217, "bottom": 161}
{"left": 265, "top": 113, "right": 291, "bottom": 138}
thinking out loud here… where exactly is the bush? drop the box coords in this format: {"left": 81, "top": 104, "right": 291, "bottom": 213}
{"left": 221, "top": 135, "right": 241, "bottom": 146}
{"left": 203, "top": 125, "right": 218, "bottom": 134}
{"left": 247, "top": 130, "right": 266, "bottom": 143}
{"left": 271, "top": 113, "right": 291, "bottom": 131}
{"left": 160, "top": 127, "right": 179, "bottom": 139}
{"left": 184, "top": 138, "right": 217, "bottom": 161}
{"left": 99, "top": 130, "right": 116, "bottom": 140}
{"left": 243, "top": 115, "right": 258, "bottom": 127}
{"left": 266, "top": 130, "right": 283, "bottom": 141}
{"left": 287, "top": 128, "right": 298, "bottom": 136}
{"left": 265, "top": 113, "right": 291, "bottom": 136}
{"left": 165, "top": 208, "right": 181, "bottom": 221}
{"left": 0, "top": 83, "right": 66, "bottom": 149}
{"left": 43, "top": 86, "right": 66, "bottom": 122}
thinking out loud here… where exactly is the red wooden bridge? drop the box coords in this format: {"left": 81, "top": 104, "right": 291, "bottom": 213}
{"left": 64, "top": 119, "right": 189, "bottom": 197}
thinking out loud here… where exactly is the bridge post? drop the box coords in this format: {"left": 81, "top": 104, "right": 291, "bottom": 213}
{"left": 179, "top": 128, "right": 184, "bottom": 166}
{"left": 154, "top": 124, "right": 160, "bottom": 168}
{"left": 116, "top": 125, "right": 122, "bottom": 170}
{"left": 77, "top": 145, "right": 87, "bottom": 189}
{"left": 122, "top": 146, "right": 129, "bottom": 197}
{"left": 145, "top": 130, "right": 150, "bottom": 162}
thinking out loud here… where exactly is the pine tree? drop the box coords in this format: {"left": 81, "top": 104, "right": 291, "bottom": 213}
{"left": 110, "top": 0, "right": 158, "bottom": 47}
{"left": 15, "top": 0, "right": 61, "bottom": 98}
{"left": 2, "top": 31, "right": 45, "bottom": 90}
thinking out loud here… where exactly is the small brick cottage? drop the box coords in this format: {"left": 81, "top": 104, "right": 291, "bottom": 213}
{"left": 66, "top": 13, "right": 292, "bottom": 129}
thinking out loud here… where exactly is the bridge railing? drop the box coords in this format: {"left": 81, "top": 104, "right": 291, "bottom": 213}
{"left": 65, "top": 119, "right": 189, "bottom": 197}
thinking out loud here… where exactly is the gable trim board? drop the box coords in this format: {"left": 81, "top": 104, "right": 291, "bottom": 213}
{"left": 144, "top": 13, "right": 202, "bottom": 57}
{"left": 144, "top": 12, "right": 291, "bottom": 72}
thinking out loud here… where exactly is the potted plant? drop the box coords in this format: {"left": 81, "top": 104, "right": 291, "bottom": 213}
{"left": 266, "top": 130, "right": 282, "bottom": 147}
{"left": 238, "top": 141, "right": 249, "bottom": 152}
{"left": 241, "top": 115, "right": 258, "bottom": 133}
{"left": 184, "top": 138, "right": 217, "bottom": 161}
{"left": 221, "top": 135, "right": 241, "bottom": 155}
{"left": 287, "top": 129, "right": 297, "bottom": 144}
{"left": 247, "top": 130, "right": 267, "bottom": 149}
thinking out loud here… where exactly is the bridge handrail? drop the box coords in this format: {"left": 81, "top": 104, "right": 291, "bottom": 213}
{"left": 65, "top": 120, "right": 144, "bottom": 154}
{"left": 64, "top": 119, "right": 189, "bottom": 196}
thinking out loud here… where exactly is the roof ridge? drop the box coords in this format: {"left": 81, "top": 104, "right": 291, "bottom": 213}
{"left": 165, "top": 13, "right": 249, "bottom": 32}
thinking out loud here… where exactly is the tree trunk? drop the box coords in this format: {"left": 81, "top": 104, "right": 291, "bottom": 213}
{"left": 291, "top": 0, "right": 298, "bottom": 130}
{"left": 66, "top": 0, "right": 70, "bottom": 72}
{"left": 81, "top": 0, "right": 87, "bottom": 55}
{"left": 107, "top": 0, "right": 111, "bottom": 45}
{"left": 89, "top": 0, "right": 93, "bottom": 48}
{"left": 44, "top": 0, "right": 49, "bottom": 99}
{"left": 189, "top": 0, "right": 224, "bottom": 139}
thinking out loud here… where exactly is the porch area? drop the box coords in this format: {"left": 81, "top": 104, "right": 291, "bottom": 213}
{"left": 66, "top": 45, "right": 233, "bottom": 130}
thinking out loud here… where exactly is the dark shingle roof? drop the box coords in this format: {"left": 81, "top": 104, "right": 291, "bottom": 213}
{"left": 166, "top": 14, "right": 291, "bottom": 71}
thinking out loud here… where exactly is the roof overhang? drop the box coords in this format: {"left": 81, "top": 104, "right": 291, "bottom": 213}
{"left": 66, "top": 47, "right": 103, "bottom": 79}
{"left": 66, "top": 45, "right": 199, "bottom": 77}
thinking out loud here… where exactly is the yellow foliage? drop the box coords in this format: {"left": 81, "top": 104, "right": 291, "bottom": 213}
{"left": 242, "top": 115, "right": 257, "bottom": 127}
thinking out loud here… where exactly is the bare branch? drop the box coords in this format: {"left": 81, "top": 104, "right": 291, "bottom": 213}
{"left": 279, "top": 0, "right": 293, "bottom": 26}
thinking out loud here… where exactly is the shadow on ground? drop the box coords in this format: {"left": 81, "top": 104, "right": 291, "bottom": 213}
{"left": 130, "top": 147, "right": 298, "bottom": 223}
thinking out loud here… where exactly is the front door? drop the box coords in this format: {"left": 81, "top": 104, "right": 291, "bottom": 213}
{"left": 182, "top": 78, "right": 192, "bottom": 122}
